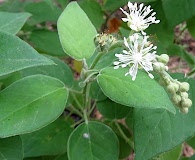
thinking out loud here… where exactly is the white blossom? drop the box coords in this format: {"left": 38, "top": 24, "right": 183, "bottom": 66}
{"left": 114, "top": 33, "right": 157, "bottom": 81}
{"left": 120, "top": 2, "right": 160, "bottom": 35}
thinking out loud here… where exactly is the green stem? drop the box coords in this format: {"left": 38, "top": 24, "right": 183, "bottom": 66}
{"left": 70, "top": 92, "right": 83, "bottom": 110}
{"left": 90, "top": 52, "right": 104, "bottom": 69}
{"left": 68, "top": 105, "right": 83, "bottom": 118}
{"left": 71, "top": 118, "right": 84, "bottom": 128}
{"left": 114, "top": 121, "right": 134, "bottom": 149}
{"left": 88, "top": 101, "right": 97, "bottom": 116}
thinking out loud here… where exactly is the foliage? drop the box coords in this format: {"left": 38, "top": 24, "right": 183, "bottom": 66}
{"left": 0, "top": 0, "right": 195, "bottom": 160}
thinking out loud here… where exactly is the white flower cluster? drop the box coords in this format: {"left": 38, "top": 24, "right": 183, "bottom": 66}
{"left": 114, "top": 1, "right": 160, "bottom": 81}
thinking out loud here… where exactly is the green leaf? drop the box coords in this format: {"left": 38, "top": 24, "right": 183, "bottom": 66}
{"left": 97, "top": 99, "right": 131, "bottom": 119}
{"left": 133, "top": 78, "right": 195, "bottom": 160}
{"left": 187, "top": 135, "right": 195, "bottom": 149}
{"left": 0, "top": 31, "right": 54, "bottom": 77}
{"left": 78, "top": 0, "right": 104, "bottom": 30}
{"left": 0, "top": 75, "right": 68, "bottom": 138}
{"left": 68, "top": 121, "right": 119, "bottom": 160}
{"left": 103, "top": 0, "right": 158, "bottom": 12}
{"left": 0, "top": 136, "right": 23, "bottom": 160}
{"left": 20, "top": 56, "right": 74, "bottom": 88}
{"left": 0, "top": 12, "right": 31, "bottom": 34}
{"left": 157, "top": 145, "right": 182, "bottom": 160}
{"left": 29, "top": 30, "right": 66, "bottom": 56}
{"left": 187, "top": 16, "right": 195, "bottom": 38}
{"left": 57, "top": 2, "right": 97, "bottom": 60}
{"left": 89, "top": 81, "right": 107, "bottom": 101}
{"left": 146, "top": 1, "right": 174, "bottom": 47}
{"left": 162, "top": 0, "right": 195, "bottom": 28}
{"left": 25, "top": 1, "right": 61, "bottom": 25}
{"left": 97, "top": 67, "right": 175, "bottom": 113}
{"left": 21, "top": 118, "right": 73, "bottom": 157}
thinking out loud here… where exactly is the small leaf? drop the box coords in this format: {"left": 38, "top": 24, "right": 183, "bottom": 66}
{"left": 89, "top": 81, "right": 107, "bottom": 101}
{"left": 97, "top": 99, "right": 131, "bottom": 119}
{"left": 21, "top": 118, "right": 73, "bottom": 157}
{"left": 0, "top": 75, "right": 68, "bottom": 138}
{"left": 0, "top": 136, "right": 23, "bottom": 160}
{"left": 57, "top": 2, "right": 97, "bottom": 60}
{"left": 68, "top": 121, "right": 119, "bottom": 160}
{"left": 0, "top": 31, "right": 54, "bottom": 77}
{"left": 0, "top": 12, "right": 31, "bottom": 34}
{"left": 29, "top": 30, "right": 66, "bottom": 56}
{"left": 97, "top": 67, "right": 175, "bottom": 113}
{"left": 133, "top": 78, "right": 195, "bottom": 160}
{"left": 158, "top": 145, "right": 182, "bottom": 160}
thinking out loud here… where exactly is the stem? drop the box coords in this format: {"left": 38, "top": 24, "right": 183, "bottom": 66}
{"left": 83, "top": 82, "right": 91, "bottom": 124}
{"left": 90, "top": 52, "right": 104, "bottom": 69}
{"left": 114, "top": 121, "right": 134, "bottom": 149}
{"left": 83, "top": 109, "right": 89, "bottom": 124}
{"left": 70, "top": 92, "right": 83, "bottom": 110}
{"left": 68, "top": 105, "right": 83, "bottom": 118}
{"left": 88, "top": 101, "right": 97, "bottom": 116}
{"left": 71, "top": 118, "right": 84, "bottom": 128}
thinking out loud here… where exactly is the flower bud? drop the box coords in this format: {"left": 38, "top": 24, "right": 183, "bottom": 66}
{"left": 153, "top": 62, "right": 165, "bottom": 72}
{"left": 181, "top": 98, "right": 192, "bottom": 108}
{"left": 171, "top": 94, "right": 181, "bottom": 105}
{"left": 180, "top": 107, "right": 189, "bottom": 114}
{"left": 166, "top": 83, "right": 179, "bottom": 93}
{"left": 180, "top": 92, "right": 188, "bottom": 99}
{"left": 157, "top": 54, "right": 169, "bottom": 64}
{"left": 179, "top": 82, "right": 190, "bottom": 92}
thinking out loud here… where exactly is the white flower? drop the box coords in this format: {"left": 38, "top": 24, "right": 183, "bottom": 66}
{"left": 120, "top": 2, "right": 160, "bottom": 35}
{"left": 114, "top": 33, "right": 157, "bottom": 81}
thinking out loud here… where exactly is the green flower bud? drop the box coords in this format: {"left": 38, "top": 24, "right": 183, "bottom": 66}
{"left": 180, "top": 92, "right": 188, "bottom": 99}
{"left": 181, "top": 98, "right": 192, "bottom": 108}
{"left": 166, "top": 82, "right": 179, "bottom": 93}
{"left": 166, "top": 83, "right": 175, "bottom": 93}
{"left": 180, "top": 107, "right": 189, "bottom": 114}
{"left": 153, "top": 62, "right": 165, "bottom": 73}
{"left": 171, "top": 94, "right": 181, "bottom": 105}
{"left": 172, "top": 83, "right": 179, "bottom": 92}
{"left": 157, "top": 54, "right": 169, "bottom": 64}
{"left": 179, "top": 82, "right": 190, "bottom": 92}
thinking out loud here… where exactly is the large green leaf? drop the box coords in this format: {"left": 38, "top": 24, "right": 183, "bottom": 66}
{"left": 97, "top": 99, "right": 131, "bottom": 119}
{"left": 97, "top": 67, "right": 175, "bottom": 113}
{"left": 187, "top": 135, "right": 195, "bottom": 149}
{"left": 22, "top": 118, "right": 73, "bottom": 157}
{"left": 162, "top": 0, "right": 195, "bottom": 28}
{"left": 78, "top": 0, "right": 104, "bottom": 30}
{"left": 0, "top": 136, "right": 23, "bottom": 160}
{"left": 146, "top": 1, "right": 174, "bottom": 47}
{"left": 57, "top": 2, "right": 97, "bottom": 60}
{"left": 103, "top": 0, "right": 158, "bottom": 12}
{"left": 187, "top": 16, "right": 195, "bottom": 38}
{"left": 0, "top": 31, "right": 54, "bottom": 77}
{"left": 133, "top": 78, "right": 195, "bottom": 160}
{"left": 29, "top": 30, "right": 66, "bottom": 56}
{"left": 0, "top": 75, "right": 68, "bottom": 138}
{"left": 0, "top": 12, "right": 31, "bottom": 34}
{"left": 20, "top": 56, "right": 74, "bottom": 88}
{"left": 25, "top": 1, "right": 61, "bottom": 25}
{"left": 68, "top": 121, "right": 119, "bottom": 160}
